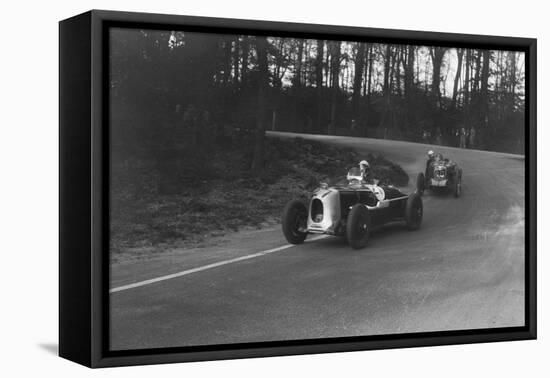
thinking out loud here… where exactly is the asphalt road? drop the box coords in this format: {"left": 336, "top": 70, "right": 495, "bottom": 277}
{"left": 109, "top": 132, "right": 525, "bottom": 351}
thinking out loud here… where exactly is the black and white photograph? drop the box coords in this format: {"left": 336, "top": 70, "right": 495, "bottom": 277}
{"left": 107, "top": 25, "right": 529, "bottom": 351}
{"left": 3, "top": 0, "right": 548, "bottom": 375}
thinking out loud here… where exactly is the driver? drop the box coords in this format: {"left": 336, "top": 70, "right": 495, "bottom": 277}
{"left": 359, "top": 160, "right": 373, "bottom": 183}
{"left": 425, "top": 150, "right": 435, "bottom": 180}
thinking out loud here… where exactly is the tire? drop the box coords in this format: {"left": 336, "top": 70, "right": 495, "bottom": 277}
{"left": 346, "top": 204, "right": 371, "bottom": 249}
{"left": 416, "top": 172, "right": 425, "bottom": 196}
{"left": 405, "top": 193, "right": 423, "bottom": 230}
{"left": 282, "top": 200, "right": 308, "bottom": 244}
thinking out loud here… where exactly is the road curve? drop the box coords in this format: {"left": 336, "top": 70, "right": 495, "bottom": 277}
{"left": 110, "top": 132, "right": 525, "bottom": 350}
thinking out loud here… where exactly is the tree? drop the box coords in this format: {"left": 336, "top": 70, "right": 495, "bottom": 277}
{"left": 404, "top": 45, "right": 416, "bottom": 130}
{"left": 480, "top": 49, "right": 491, "bottom": 130}
{"left": 403, "top": 45, "right": 415, "bottom": 98}
{"left": 352, "top": 42, "right": 366, "bottom": 124}
{"left": 378, "top": 44, "right": 393, "bottom": 136}
{"left": 463, "top": 49, "right": 471, "bottom": 129}
{"left": 507, "top": 51, "right": 517, "bottom": 109}
{"left": 473, "top": 50, "right": 482, "bottom": 94}
{"left": 250, "top": 36, "right": 269, "bottom": 171}
{"left": 364, "top": 43, "right": 374, "bottom": 133}
{"left": 232, "top": 37, "right": 240, "bottom": 85}
{"left": 451, "top": 48, "right": 464, "bottom": 109}
{"left": 223, "top": 37, "right": 233, "bottom": 85}
{"left": 271, "top": 37, "right": 289, "bottom": 89}
{"left": 241, "top": 36, "right": 249, "bottom": 87}
{"left": 430, "top": 46, "right": 448, "bottom": 108}
{"left": 328, "top": 41, "right": 341, "bottom": 134}
{"left": 315, "top": 40, "right": 324, "bottom": 132}
{"left": 291, "top": 40, "right": 304, "bottom": 131}
{"left": 382, "top": 44, "right": 392, "bottom": 95}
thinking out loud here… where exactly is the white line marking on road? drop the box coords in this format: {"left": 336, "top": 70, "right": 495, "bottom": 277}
{"left": 110, "top": 235, "right": 330, "bottom": 294}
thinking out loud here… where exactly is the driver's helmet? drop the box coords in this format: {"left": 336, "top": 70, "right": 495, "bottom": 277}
{"left": 359, "top": 160, "right": 370, "bottom": 175}
{"left": 359, "top": 160, "right": 370, "bottom": 168}
{"left": 427, "top": 150, "right": 435, "bottom": 159}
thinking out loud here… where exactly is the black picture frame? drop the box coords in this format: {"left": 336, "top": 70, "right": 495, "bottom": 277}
{"left": 59, "top": 9, "right": 537, "bottom": 368}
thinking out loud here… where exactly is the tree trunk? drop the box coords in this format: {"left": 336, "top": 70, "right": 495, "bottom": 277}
{"left": 291, "top": 41, "right": 304, "bottom": 132}
{"left": 404, "top": 46, "right": 415, "bottom": 98}
{"left": 241, "top": 36, "right": 249, "bottom": 87}
{"left": 404, "top": 45, "right": 416, "bottom": 130}
{"left": 223, "top": 37, "right": 232, "bottom": 85}
{"left": 364, "top": 44, "right": 373, "bottom": 135}
{"left": 430, "top": 46, "right": 447, "bottom": 108}
{"left": 394, "top": 47, "right": 403, "bottom": 98}
{"left": 232, "top": 37, "right": 240, "bottom": 85}
{"left": 366, "top": 44, "right": 373, "bottom": 96}
{"left": 473, "top": 50, "right": 482, "bottom": 93}
{"left": 328, "top": 41, "right": 341, "bottom": 134}
{"left": 251, "top": 36, "right": 269, "bottom": 171}
{"left": 352, "top": 42, "right": 366, "bottom": 124}
{"left": 480, "top": 50, "right": 491, "bottom": 130}
{"left": 382, "top": 45, "right": 391, "bottom": 95}
{"left": 294, "top": 41, "right": 304, "bottom": 87}
{"left": 508, "top": 51, "right": 517, "bottom": 109}
{"left": 378, "top": 45, "right": 392, "bottom": 134}
{"left": 272, "top": 38, "right": 286, "bottom": 89}
{"left": 315, "top": 40, "right": 324, "bottom": 133}
{"left": 451, "top": 48, "right": 464, "bottom": 109}
{"left": 463, "top": 49, "right": 471, "bottom": 129}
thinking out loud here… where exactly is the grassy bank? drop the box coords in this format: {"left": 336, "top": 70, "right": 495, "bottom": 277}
{"left": 110, "top": 135, "right": 408, "bottom": 260}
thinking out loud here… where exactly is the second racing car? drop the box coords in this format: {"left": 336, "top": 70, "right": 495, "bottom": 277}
{"left": 417, "top": 152, "right": 463, "bottom": 198}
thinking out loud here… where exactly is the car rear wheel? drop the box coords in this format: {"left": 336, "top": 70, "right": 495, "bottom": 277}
{"left": 282, "top": 200, "right": 308, "bottom": 244}
{"left": 346, "top": 204, "right": 371, "bottom": 249}
{"left": 405, "top": 193, "right": 423, "bottom": 230}
{"left": 416, "top": 172, "right": 425, "bottom": 196}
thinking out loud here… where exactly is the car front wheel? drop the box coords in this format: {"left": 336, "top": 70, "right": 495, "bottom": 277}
{"left": 282, "top": 200, "right": 308, "bottom": 244}
{"left": 346, "top": 204, "right": 371, "bottom": 249}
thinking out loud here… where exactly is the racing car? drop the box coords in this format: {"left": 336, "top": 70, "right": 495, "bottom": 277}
{"left": 417, "top": 153, "right": 462, "bottom": 197}
{"left": 281, "top": 167, "right": 423, "bottom": 249}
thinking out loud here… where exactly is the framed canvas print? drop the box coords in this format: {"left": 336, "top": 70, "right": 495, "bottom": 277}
{"left": 59, "top": 10, "right": 536, "bottom": 368}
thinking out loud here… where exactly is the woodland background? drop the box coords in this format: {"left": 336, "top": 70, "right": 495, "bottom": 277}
{"left": 110, "top": 28, "right": 526, "bottom": 173}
